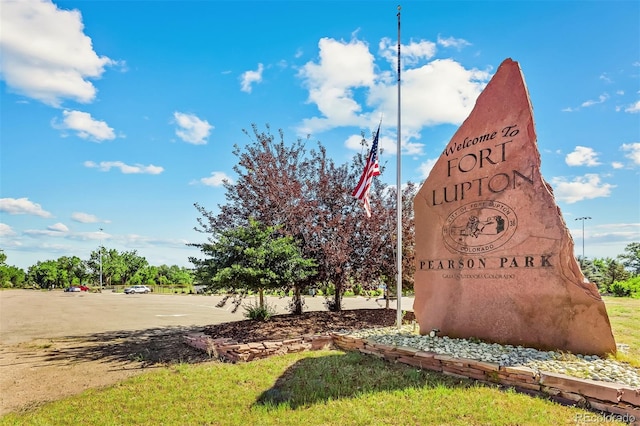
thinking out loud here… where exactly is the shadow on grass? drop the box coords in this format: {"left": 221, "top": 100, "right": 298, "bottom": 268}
{"left": 254, "top": 350, "right": 474, "bottom": 410}
{"left": 32, "top": 309, "right": 415, "bottom": 369}
{"left": 38, "top": 326, "right": 213, "bottom": 368}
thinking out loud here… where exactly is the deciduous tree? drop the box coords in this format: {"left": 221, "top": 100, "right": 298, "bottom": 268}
{"left": 190, "top": 218, "right": 316, "bottom": 309}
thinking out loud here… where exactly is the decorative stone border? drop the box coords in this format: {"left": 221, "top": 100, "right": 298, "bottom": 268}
{"left": 331, "top": 333, "right": 639, "bottom": 421}
{"left": 184, "top": 333, "right": 334, "bottom": 363}
{"left": 184, "top": 332, "right": 639, "bottom": 421}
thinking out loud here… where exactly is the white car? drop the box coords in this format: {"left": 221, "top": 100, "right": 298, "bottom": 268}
{"left": 124, "top": 285, "right": 151, "bottom": 294}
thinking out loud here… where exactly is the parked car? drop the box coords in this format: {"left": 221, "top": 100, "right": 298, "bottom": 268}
{"left": 124, "top": 285, "right": 151, "bottom": 294}
{"left": 64, "top": 286, "right": 89, "bottom": 292}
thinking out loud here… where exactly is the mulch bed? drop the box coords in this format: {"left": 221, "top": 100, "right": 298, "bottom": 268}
{"left": 203, "top": 308, "right": 415, "bottom": 343}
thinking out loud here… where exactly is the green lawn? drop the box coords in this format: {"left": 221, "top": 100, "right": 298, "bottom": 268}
{"left": 1, "top": 297, "right": 636, "bottom": 425}
{"left": 0, "top": 351, "right": 623, "bottom": 426}
{"left": 604, "top": 296, "right": 640, "bottom": 367}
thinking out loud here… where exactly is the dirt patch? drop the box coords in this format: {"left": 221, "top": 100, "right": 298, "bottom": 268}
{"left": 1, "top": 309, "right": 409, "bottom": 416}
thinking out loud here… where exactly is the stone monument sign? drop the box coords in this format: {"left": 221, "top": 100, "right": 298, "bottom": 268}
{"left": 413, "top": 58, "right": 616, "bottom": 356}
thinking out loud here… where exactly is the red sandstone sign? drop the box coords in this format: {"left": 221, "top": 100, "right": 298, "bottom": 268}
{"left": 413, "top": 58, "right": 616, "bottom": 356}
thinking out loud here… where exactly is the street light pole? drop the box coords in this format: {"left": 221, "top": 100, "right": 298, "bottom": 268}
{"left": 575, "top": 217, "right": 591, "bottom": 264}
{"left": 99, "top": 228, "right": 103, "bottom": 290}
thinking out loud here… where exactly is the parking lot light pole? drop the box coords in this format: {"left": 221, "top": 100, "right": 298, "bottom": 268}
{"left": 99, "top": 228, "right": 103, "bottom": 290}
{"left": 575, "top": 217, "right": 591, "bottom": 265}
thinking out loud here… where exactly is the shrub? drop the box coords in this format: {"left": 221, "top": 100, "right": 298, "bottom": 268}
{"left": 609, "top": 281, "right": 631, "bottom": 297}
{"left": 324, "top": 298, "right": 339, "bottom": 312}
{"left": 609, "top": 277, "right": 640, "bottom": 298}
{"left": 352, "top": 283, "right": 363, "bottom": 296}
{"left": 243, "top": 301, "right": 276, "bottom": 321}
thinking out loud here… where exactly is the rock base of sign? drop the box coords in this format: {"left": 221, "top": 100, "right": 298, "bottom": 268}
{"left": 412, "top": 58, "right": 616, "bottom": 356}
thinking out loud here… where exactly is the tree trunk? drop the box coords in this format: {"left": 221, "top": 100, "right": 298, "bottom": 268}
{"left": 333, "top": 289, "right": 342, "bottom": 311}
{"left": 259, "top": 288, "right": 264, "bottom": 308}
{"left": 292, "top": 286, "right": 303, "bottom": 315}
{"left": 385, "top": 286, "right": 390, "bottom": 309}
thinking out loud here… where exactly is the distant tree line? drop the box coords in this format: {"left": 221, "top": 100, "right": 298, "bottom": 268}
{"left": 579, "top": 242, "right": 640, "bottom": 298}
{"left": 0, "top": 248, "right": 193, "bottom": 289}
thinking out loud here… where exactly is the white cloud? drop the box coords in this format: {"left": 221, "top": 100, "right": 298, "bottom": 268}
{"left": 611, "top": 162, "right": 624, "bottom": 169}
{"left": 402, "top": 140, "right": 425, "bottom": 156}
{"left": 173, "top": 112, "right": 212, "bottom": 145}
{"left": 550, "top": 174, "right": 615, "bottom": 204}
{"left": 621, "top": 143, "right": 640, "bottom": 165}
{"left": 24, "top": 229, "right": 67, "bottom": 237}
{"left": 375, "top": 134, "right": 398, "bottom": 155}
{"left": 345, "top": 134, "right": 367, "bottom": 151}
{"left": 298, "top": 37, "right": 376, "bottom": 132}
{"left": 0, "top": 197, "right": 52, "bottom": 217}
{"left": 437, "top": 34, "right": 471, "bottom": 50}
{"left": 84, "top": 161, "right": 164, "bottom": 174}
{"left": 0, "top": 0, "right": 115, "bottom": 106}
{"left": 297, "top": 35, "right": 489, "bottom": 138}
{"left": 240, "top": 63, "right": 264, "bottom": 93}
{"left": 625, "top": 100, "right": 640, "bottom": 113}
{"left": 580, "top": 93, "right": 609, "bottom": 108}
{"left": 0, "top": 223, "right": 16, "bottom": 237}
{"left": 47, "top": 222, "right": 69, "bottom": 232}
{"left": 112, "top": 233, "right": 190, "bottom": 248}
{"left": 379, "top": 37, "right": 437, "bottom": 67}
{"left": 370, "top": 59, "right": 489, "bottom": 134}
{"left": 599, "top": 73, "right": 612, "bottom": 84}
{"left": 565, "top": 146, "right": 601, "bottom": 167}
{"left": 418, "top": 158, "right": 438, "bottom": 179}
{"left": 591, "top": 223, "right": 640, "bottom": 241}
{"left": 344, "top": 132, "right": 422, "bottom": 156}
{"left": 197, "top": 171, "right": 233, "bottom": 187}
{"left": 71, "top": 212, "right": 109, "bottom": 223}
{"left": 54, "top": 110, "right": 115, "bottom": 141}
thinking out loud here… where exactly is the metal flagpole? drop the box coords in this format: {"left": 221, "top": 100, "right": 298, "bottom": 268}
{"left": 396, "top": 5, "right": 403, "bottom": 329}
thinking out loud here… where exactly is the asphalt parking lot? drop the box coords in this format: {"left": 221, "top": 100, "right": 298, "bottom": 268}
{"left": 0, "top": 290, "right": 415, "bottom": 345}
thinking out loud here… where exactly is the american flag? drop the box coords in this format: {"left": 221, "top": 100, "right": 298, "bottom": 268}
{"left": 352, "top": 125, "right": 381, "bottom": 217}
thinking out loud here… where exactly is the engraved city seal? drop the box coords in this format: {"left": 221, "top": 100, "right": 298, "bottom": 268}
{"left": 442, "top": 200, "right": 517, "bottom": 254}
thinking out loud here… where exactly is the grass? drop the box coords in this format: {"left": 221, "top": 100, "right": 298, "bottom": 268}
{"left": 1, "top": 297, "right": 636, "bottom": 425}
{"left": 0, "top": 350, "right": 620, "bottom": 426}
{"left": 604, "top": 296, "right": 640, "bottom": 367}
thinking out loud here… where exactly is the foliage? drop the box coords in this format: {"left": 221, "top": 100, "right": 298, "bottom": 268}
{"left": 609, "top": 281, "right": 631, "bottom": 297}
{"left": 20, "top": 248, "right": 192, "bottom": 289}
{"left": 86, "top": 248, "right": 149, "bottom": 287}
{"left": 243, "top": 300, "right": 277, "bottom": 321}
{"left": 192, "top": 124, "right": 415, "bottom": 311}
{"left": 27, "top": 260, "right": 61, "bottom": 289}
{"left": 609, "top": 276, "right": 640, "bottom": 298}
{"left": 0, "top": 250, "right": 26, "bottom": 288}
{"left": 594, "top": 258, "right": 630, "bottom": 288}
{"left": 579, "top": 255, "right": 634, "bottom": 295}
{"left": 190, "top": 218, "right": 316, "bottom": 309}
{"left": 578, "top": 257, "right": 606, "bottom": 292}
{"left": 618, "top": 242, "right": 640, "bottom": 275}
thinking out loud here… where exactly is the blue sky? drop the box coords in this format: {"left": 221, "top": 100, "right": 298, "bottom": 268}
{"left": 1, "top": 0, "right": 639, "bottom": 270}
